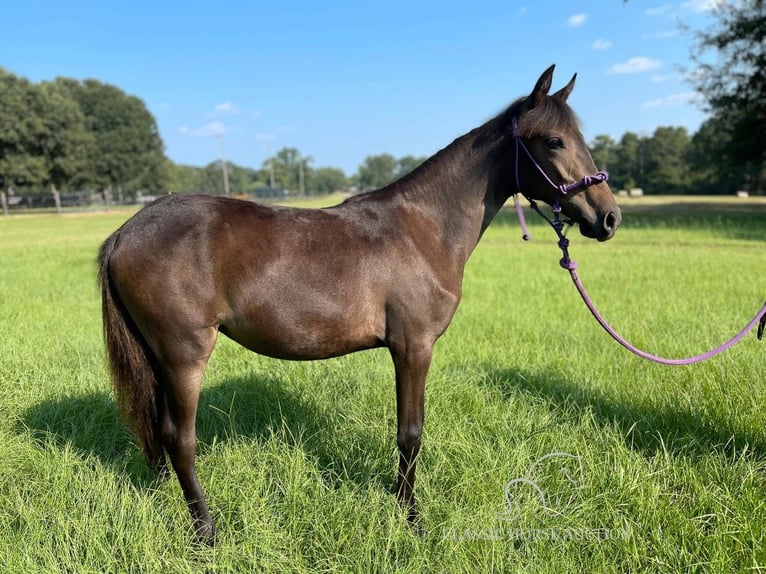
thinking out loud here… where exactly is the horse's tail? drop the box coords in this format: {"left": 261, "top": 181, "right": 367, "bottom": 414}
{"left": 98, "top": 232, "right": 159, "bottom": 461}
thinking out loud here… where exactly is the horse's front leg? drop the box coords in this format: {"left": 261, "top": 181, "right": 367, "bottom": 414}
{"left": 390, "top": 343, "right": 432, "bottom": 525}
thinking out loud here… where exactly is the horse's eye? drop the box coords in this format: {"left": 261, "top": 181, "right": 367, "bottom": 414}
{"left": 546, "top": 137, "right": 564, "bottom": 149}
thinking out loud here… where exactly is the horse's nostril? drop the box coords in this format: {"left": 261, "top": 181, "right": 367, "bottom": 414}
{"left": 603, "top": 211, "right": 619, "bottom": 231}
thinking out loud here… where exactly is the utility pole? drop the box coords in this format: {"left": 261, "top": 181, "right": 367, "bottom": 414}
{"left": 298, "top": 159, "right": 305, "bottom": 197}
{"left": 215, "top": 134, "right": 231, "bottom": 196}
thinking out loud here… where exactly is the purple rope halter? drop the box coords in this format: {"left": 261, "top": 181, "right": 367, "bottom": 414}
{"left": 511, "top": 117, "right": 766, "bottom": 364}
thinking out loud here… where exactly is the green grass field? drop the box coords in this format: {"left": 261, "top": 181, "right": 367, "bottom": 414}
{"left": 0, "top": 197, "right": 764, "bottom": 573}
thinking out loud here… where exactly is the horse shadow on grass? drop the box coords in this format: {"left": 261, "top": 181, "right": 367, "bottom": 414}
{"left": 482, "top": 364, "right": 766, "bottom": 459}
{"left": 20, "top": 373, "right": 391, "bottom": 491}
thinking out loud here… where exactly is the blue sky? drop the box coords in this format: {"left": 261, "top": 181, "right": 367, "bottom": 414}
{"left": 3, "top": 1, "right": 719, "bottom": 175}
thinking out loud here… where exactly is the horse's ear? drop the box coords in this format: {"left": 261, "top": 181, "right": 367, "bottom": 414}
{"left": 529, "top": 64, "right": 556, "bottom": 109}
{"left": 553, "top": 73, "right": 577, "bottom": 102}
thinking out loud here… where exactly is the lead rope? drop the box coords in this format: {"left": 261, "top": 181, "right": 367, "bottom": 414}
{"left": 547, "top": 208, "right": 766, "bottom": 364}
{"left": 511, "top": 117, "right": 766, "bottom": 363}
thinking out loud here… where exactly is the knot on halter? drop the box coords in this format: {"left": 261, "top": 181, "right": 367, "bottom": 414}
{"left": 560, "top": 171, "right": 610, "bottom": 194}
{"left": 556, "top": 236, "right": 578, "bottom": 269}
{"left": 559, "top": 257, "right": 578, "bottom": 271}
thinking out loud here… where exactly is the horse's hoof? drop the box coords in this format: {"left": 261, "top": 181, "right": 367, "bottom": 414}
{"left": 405, "top": 505, "right": 424, "bottom": 536}
{"left": 194, "top": 522, "right": 216, "bottom": 546}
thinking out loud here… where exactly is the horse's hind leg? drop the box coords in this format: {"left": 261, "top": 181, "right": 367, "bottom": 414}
{"left": 157, "top": 329, "right": 217, "bottom": 544}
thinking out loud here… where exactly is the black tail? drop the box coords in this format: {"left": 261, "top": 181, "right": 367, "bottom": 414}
{"left": 98, "top": 232, "right": 160, "bottom": 462}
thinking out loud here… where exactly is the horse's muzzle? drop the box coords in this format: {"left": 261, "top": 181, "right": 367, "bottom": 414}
{"left": 580, "top": 208, "right": 621, "bottom": 242}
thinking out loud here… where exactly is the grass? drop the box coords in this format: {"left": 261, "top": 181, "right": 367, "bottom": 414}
{"left": 0, "top": 197, "right": 765, "bottom": 572}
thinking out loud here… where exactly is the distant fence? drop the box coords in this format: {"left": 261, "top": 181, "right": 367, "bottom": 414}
{"left": 0, "top": 187, "right": 296, "bottom": 216}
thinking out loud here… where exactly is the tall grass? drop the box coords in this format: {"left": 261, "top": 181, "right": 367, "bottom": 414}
{"left": 0, "top": 199, "right": 764, "bottom": 572}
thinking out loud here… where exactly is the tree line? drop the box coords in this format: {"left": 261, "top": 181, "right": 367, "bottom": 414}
{"left": 2, "top": 0, "right": 763, "bottom": 204}
{"left": 589, "top": 122, "right": 749, "bottom": 196}
{"left": 167, "top": 148, "right": 429, "bottom": 197}
{"left": 0, "top": 66, "right": 432, "bottom": 204}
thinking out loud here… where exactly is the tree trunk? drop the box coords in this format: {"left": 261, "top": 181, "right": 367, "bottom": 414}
{"left": 1, "top": 188, "right": 8, "bottom": 218}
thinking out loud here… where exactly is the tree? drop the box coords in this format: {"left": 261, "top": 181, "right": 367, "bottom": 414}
{"left": 0, "top": 69, "right": 46, "bottom": 192}
{"left": 61, "top": 78, "right": 169, "bottom": 198}
{"left": 356, "top": 153, "right": 398, "bottom": 190}
{"left": 643, "top": 127, "right": 691, "bottom": 194}
{"left": 687, "top": 0, "right": 766, "bottom": 193}
{"left": 37, "top": 81, "right": 96, "bottom": 210}
{"left": 686, "top": 115, "right": 741, "bottom": 195}
{"left": 609, "top": 132, "right": 646, "bottom": 191}
{"left": 262, "top": 147, "right": 311, "bottom": 194}
{"left": 308, "top": 167, "right": 348, "bottom": 195}
{"left": 396, "top": 155, "right": 427, "bottom": 179}
{"left": 589, "top": 135, "right": 617, "bottom": 173}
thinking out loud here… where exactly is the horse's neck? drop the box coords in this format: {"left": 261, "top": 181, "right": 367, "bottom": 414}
{"left": 383, "top": 129, "right": 508, "bottom": 267}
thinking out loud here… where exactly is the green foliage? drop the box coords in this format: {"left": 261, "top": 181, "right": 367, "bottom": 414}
{"left": 589, "top": 135, "right": 617, "bottom": 173}
{"left": 589, "top": 127, "right": 740, "bottom": 195}
{"left": 396, "top": 155, "right": 427, "bottom": 179}
{"left": 0, "top": 69, "right": 47, "bottom": 188}
{"left": 308, "top": 167, "right": 349, "bottom": 195}
{"left": 261, "top": 147, "right": 311, "bottom": 193}
{"left": 37, "top": 81, "right": 96, "bottom": 191}
{"left": 356, "top": 153, "right": 426, "bottom": 190}
{"left": 61, "top": 78, "right": 169, "bottom": 195}
{"left": 167, "top": 161, "right": 272, "bottom": 196}
{"left": 357, "top": 153, "right": 398, "bottom": 190}
{"left": 643, "top": 127, "right": 691, "bottom": 195}
{"left": 0, "top": 70, "right": 168, "bottom": 198}
{"left": 688, "top": 0, "right": 766, "bottom": 189}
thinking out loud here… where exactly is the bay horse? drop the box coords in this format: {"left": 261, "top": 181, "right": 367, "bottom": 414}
{"left": 98, "top": 65, "right": 621, "bottom": 543}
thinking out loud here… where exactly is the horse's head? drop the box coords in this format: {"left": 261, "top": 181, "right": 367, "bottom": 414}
{"left": 503, "top": 65, "right": 621, "bottom": 241}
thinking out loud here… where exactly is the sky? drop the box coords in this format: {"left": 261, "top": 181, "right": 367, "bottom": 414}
{"left": 2, "top": 1, "right": 721, "bottom": 175}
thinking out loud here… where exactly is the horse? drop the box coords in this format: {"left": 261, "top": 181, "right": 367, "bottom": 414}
{"left": 98, "top": 65, "right": 621, "bottom": 543}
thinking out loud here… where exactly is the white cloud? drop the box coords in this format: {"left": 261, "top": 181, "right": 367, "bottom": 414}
{"left": 211, "top": 101, "right": 241, "bottom": 116}
{"left": 645, "top": 4, "right": 674, "bottom": 16}
{"left": 641, "top": 98, "right": 665, "bottom": 109}
{"left": 179, "top": 121, "right": 228, "bottom": 137}
{"left": 681, "top": 0, "right": 722, "bottom": 13}
{"left": 567, "top": 13, "right": 587, "bottom": 27}
{"left": 641, "top": 92, "right": 700, "bottom": 108}
{"left": 608, "top": 57, "right": 662, "bottom": 74}
{"left": 654, "top": 29, "right": 680, "bottom": 39}
{"left": 591, "top": 39, "right": 613, "bottom": 51}
{"left": 651, "top": 74, "right": 669, "bottom": 82}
